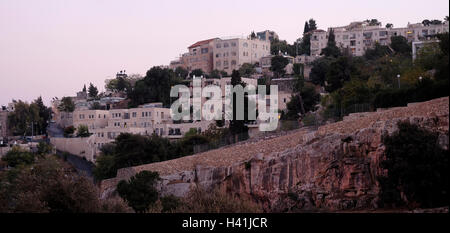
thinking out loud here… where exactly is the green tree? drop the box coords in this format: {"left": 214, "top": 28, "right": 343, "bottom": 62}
{"left": 310, "top": 57, "right": 333, "bottom": 86}
{"left": 63, "top": 126, "right": 75, "bottom": 137}
{"left": 174, "top": 66, "right": 189, "bottom": 79}
{"left": 33, "top": 96, "right": 51, "bottom": 135}
{"left": 308, "top": 18, "right": 317, "bottom": 31}
{"left": 0, "top": 156, "right": 103, "bottom": 213}
{"left": 270, "top": 39, "right": 295, "bottom": 56}
{"left": 76, "top": 125, "right": 90, "bottom": 137}
{"left": 365, "top": 19, "right": 381, "bottom": 26}
{"left": 415, "top": 43, "right": 441, "bottom": 70}
{"left": 238, "top": 63, "right": 256, "bottom": 77}
{"left": 190, "top": 69, "right": 204, "bottom": 78}
{"left": 116, "top": 77, "right": 130, "bottom": 92}
{"left": 386, "top": 23, "right": 394, "bottom": 28}
{"left": 58, "top": 97, "right": 75, "bottom": 112}
{"left": 117, "top": 171, "right": 160, "bottom": 213}
{"left": 270, "top": 55, "right": 289, "bottom": 78}
{"left": 209, "top": 69, "right": 222, "bottom": 79}
{"left": 285, "top": 82, "right": 319, "bottom": 119}
{"left": 93, "top": 153, "right": 116, "bottom": 181}
{"left": 321, "top": 29, "right": 341, "bottom": 57}
{"left": 298, "top": 33, "right": 311, "bottom": 55}
{"left": 379, "top": 122, "right": 448, "bottom": 208}
{"left": 303, "top": 21, "right": 310, "bottom": 34}
{"left": 7, "top": 100, "right": 41, "bottom": 136}
{"left": 88, "top": 83, "right": 98, "bottom": 98}
{"left": 128, "top": 66, "right": 182, "bottom": 107}
{"left": 390, "top": 36, "right": 411, "bottom": 55}
{"left": 1, "top": 146, "right": 35, "bottom": 167}
{"left": 37, "top": 142, "right": 52, "bottom": 155}
{"left": 364, "top": 43, "right": 391, "bottom": 60}
{"left": 229, "top": 70, "right": 249, "bottom": 139}
{"left": 325, "top": 56, "right": 357, "bottom": 92}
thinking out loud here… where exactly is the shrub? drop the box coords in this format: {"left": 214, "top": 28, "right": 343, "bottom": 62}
{"left": 0, "top": 156, "right": 101, "bottom": 213}
{"left": 63, "top": 126, "right": 75, "bottom": 137}
{"left": 160, "top": 195, "right": 182, "bottom": 213}
{"left": 2, "top": 146, "right": 35, "bottom": 167}
{"left": 37, "top": 142, "right": 52, "bottom": 155}
{"left": 373, "top": 78, "right": 448, "bottom": 108}
{"left": 76, "top": 124, "right": 91, "bottom": 137}
{"left": 378, "top": 122, "right": 449, "bottom": 208}
{"left": 117, "top": 171, "right": 160, "bottom": 213}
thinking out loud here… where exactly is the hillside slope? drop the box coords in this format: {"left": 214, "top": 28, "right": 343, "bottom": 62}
{"left": 100, "top": 97, "right": 449, "bottom": 211}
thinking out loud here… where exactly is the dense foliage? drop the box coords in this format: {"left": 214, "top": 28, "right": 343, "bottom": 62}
{"left": 117, "top": 171, "right": 160, "bottom": 213}
{"left": 93, "top": 127, "right": 223, "bottom": 180}
{"left": 7, "top": 97, "right": 51, "bottom": 136}
{"left": 379, "top": 122, "right": 449, "bottom": 208}
{"left": 0, "top": 152, "right": 129, "bottom": 213}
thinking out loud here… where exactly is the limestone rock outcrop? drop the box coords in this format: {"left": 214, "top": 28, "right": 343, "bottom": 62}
{"left": 100, "top": 97, "right": 449, "bottom": 211}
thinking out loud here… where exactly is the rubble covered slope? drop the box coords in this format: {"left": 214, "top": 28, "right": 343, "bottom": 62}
{"left": 100, "top": 97, "right": 449, "bottom": 211}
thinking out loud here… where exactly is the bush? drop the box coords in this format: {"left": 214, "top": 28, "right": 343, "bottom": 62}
{"left": 2, "top": 146, "right": 35, "bottom": 167}
{"left": 0, "top": 156, "right": 101, "bottom": 213}
{"left": 93, "top": 154, "right": 116, "bottom": 181}
{"left": 378, "top": 122, "right": 449, "bottom": 208}
{"left": 373, "top": 78, "right": 448, "bottom": 108}
{"left": 76, "top": 124, "right": 91, "bottom": 137}
{"left": 63, "top": 126, "right": 75, "bottom": 137}
{"left": 117, "top": 171, "right": 160, "bottom": 213}
{"left": 37, "top": 142, "right": 52, "bottom": 155}
{"left": 160, "top": 195, "right": 182, "bottom": 213}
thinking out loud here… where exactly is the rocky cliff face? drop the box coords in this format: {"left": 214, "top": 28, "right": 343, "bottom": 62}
{"left": 100, "top": 97, "right": 449, "bottom": 212}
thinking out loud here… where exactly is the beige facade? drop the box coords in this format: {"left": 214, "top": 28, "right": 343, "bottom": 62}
{"left": 182, "top": 38, "right": 217, "bottom": 73}
{"left": 0, "top": 110, "right": 8, "bottom": 139}
{"left": 213, "top": 38, "right": 270, "bottom": 75}
{"left": 310, "top": 21, "right": 450, "bottom": 56}
{"left": 173, "top": 36, "right": 271, "bottom": 75}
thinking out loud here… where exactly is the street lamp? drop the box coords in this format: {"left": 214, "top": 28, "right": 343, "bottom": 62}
{"left": 396, "top": 74, "right": 401, "bottom": 89}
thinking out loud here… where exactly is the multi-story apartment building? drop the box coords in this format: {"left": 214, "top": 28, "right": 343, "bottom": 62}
{"left": 0, "top": 110, "right": 8, "bottom": 140}
{"left": 172, "top": 36, "right": 271, "bottom": 76}
{"left": 256, "top": 30, "right": 279, "bottom": 42}
{"left": 310, "top": 20, "right": 450, "bottom": 56}
{"left": 180, "top": 38, "right": 217, "bottom": 73}
{"left": 213, "top": 37, "right": 270, "bottom": 74}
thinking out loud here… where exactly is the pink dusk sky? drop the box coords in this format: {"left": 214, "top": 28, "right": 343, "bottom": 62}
{"left": 0, "top": 0, "right": 448, "bottom": 106}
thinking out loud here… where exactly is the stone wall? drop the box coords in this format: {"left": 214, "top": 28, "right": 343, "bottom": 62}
{"left": 50, "top": 136, "right": 96, "bottom": 161}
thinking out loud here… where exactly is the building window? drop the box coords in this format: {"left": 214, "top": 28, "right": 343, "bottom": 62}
{"left": 216, "top": 61, "right": 221, "bottom": 67}
{"left": 231, "top": 60, "right": 236, "bottom": 65}
{"left": 243, "top": 42, "right": 248, "bottom": 47}
{"left": 231, "top": 42, "right": 236, "bottom": 47}
{"left": 216, "top": 53, "right": 220, "bottom": 58}
{"left": 201, "top": 48, "right": 209, "bottom": 54}
{"left": 231, "top": 51, "right": 236, "bottom": 56}
{"left": 216, "top": 43, "right": 221, "bottom": 48}
{"left": 132, "top": 112, "right": 137, "bottom": 118}
{"left": 223, "top": 60, "right": 229, "bottom": 66}
{"left": 224, "top": 43, "right": 229, "bottom": 48}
